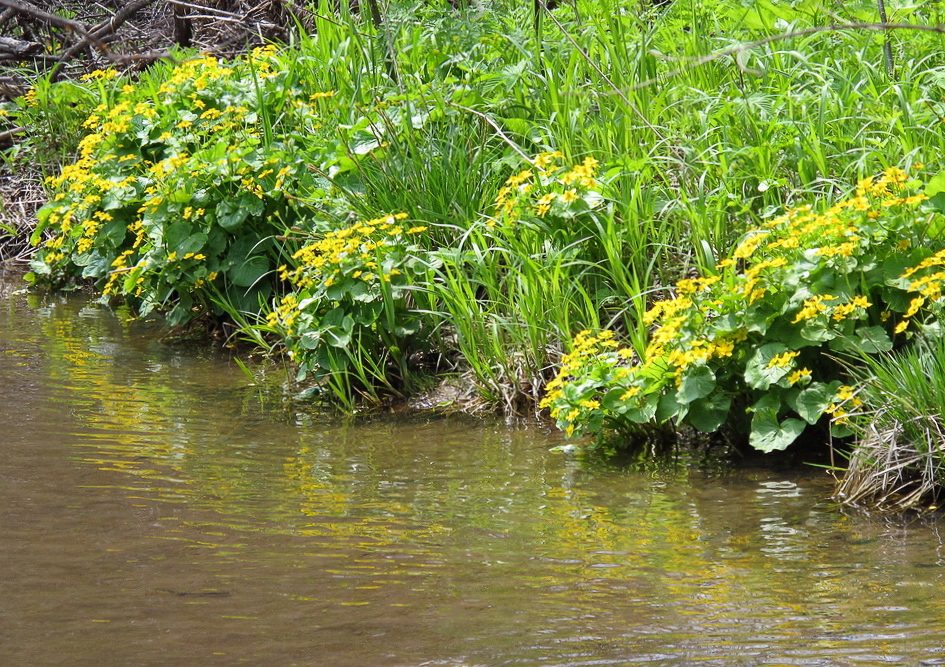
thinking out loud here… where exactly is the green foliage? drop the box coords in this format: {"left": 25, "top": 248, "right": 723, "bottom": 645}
{"left": 27, "top": 47, "right": 333, "bottom": 324}
{"left": 541, "top": 167, "right": 945, "bottom": 451}
{"left": 5, "top": 71, "right": 104, "bottom": 169}
{"left": 425, "top": 151, "right": 626, "bottom": 409}
{"left": 265, "top": 212, "right": 438, "bottom": 404}
{"left": 19, "top": 0, "right": 945, "bottom": 420}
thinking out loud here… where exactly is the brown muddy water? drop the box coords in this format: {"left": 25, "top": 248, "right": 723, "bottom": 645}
{"left": 2, "top": 274, "right": 945, "bottom": 667}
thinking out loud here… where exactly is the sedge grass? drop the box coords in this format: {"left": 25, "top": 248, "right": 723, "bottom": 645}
{"left": 837, "top": 334, "right": 945, "bottom": 510}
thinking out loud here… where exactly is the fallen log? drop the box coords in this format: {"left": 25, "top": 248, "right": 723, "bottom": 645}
{"left": 0, "top": 35, "right": 43, "bottom": 57}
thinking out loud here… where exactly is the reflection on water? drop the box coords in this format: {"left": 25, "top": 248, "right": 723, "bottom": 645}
{"left": 3, "top": 275, "right": 945, "bottom": 666}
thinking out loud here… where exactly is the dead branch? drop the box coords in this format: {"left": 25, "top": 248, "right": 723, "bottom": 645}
{"left": 0, "top": 126, "right": 25, "bottom": 149}
{"left": 0, "top": 0, "right": 89, "bottom": 35}
{"left": 50, "top": 0, "right": 159, "bottom": 81}
{"left": 0, "top": 35, "right": 42, "bottom": 56}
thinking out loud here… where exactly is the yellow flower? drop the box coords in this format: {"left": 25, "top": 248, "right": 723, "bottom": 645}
{"left": 767, "top": 351, "right": 800, "bottom": 368}
{"left": 787, "top": 368, "right": 812, "bottom": 385}
{"left": 905, "top": 296, "right": 925, "bottom": 318}
{"left": 558, "top": 189, "right": 579, "bottom": 204}
{"left": 732, "top": 232, "right": 770, "bottom": 259}
{"left": 620, "top": 386, "right": 641, "bottom": 400}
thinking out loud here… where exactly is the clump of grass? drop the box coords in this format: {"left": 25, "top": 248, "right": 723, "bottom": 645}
{"left": 837, "top": 334, "right": 945, "bottom": 510}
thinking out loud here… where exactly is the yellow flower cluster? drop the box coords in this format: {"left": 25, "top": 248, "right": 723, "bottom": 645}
{"left": 268, "top": 213, "right": 426, "bottom": 336}
{"left": 824, "top": 385, "right": 863, "bottom": 425}
{"left": 279, "top": 213, "right": 416, "bottom": 290}
{"left": 767, "top": 350, "right": 800, "bottom": 369}
{"left": 158, "top": 55, "right": 234, "bottom": 96}
{"left": 892, "top": 242, "right": 945, "bottom": 334}
{"left": 541, "top": 167, "right": 937, "bottom": 445}
{"left": 493, "top": 152, "right": 601, "bottom": 224}
{"left": 540, "top": 330, "right": 636, "bottom": 436}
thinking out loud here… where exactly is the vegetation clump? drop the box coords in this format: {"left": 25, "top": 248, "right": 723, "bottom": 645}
{"left": 541, "top": 168, "right": 945, "bottom": 452}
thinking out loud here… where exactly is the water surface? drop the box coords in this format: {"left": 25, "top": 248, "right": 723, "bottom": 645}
{"left": 2, "top": 273, "right": 945, "bottom": 666}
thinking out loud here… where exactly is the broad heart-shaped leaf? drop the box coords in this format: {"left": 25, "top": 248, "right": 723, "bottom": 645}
{"left": 829, "top": 325, "right": 893, "bottom": 354}
{"left": 750, "top": 393, "right": 806, "bottom": 452}
{"left": 216, "top": 198, "right": 249, "bottom": 231}
{"left": 165, "top": 222, "right": 208, "bottom": 256}
{"left": 745, "top": 342, "right": 790, "bottom": 390}
{"left": 925, "top": 170, "right": 945, "bottom": 199}
{"left": 687, "top": 392, "right": 732, "bottom": 433}
{"left": 656, "top": 390, "right": 686, "bottom": 423}
{"left": 76, "top": 250, "right": 110, "bottom": 277}
{"left": 102, "top": 215, "right": 127, "bottom": 246}
{"left": 676, "top": 364, "right": 716, "bottom": 403}
{"left": 322, "top": 307, "right": 355, "bottom": 348}
{"left": 799, "top": 323, "right": 837, "bottom": 344}
{"left": 750, "top": 415, "right": 806, "bottom": 452}
{"left": 228, "top": 255, "right": 269, "bottom": 287}
{"left": 602, "top": 387, "right": 659, "bottom": 423}
{"left": 793, "top": 381, "right": 839, "bottom": 425}
{"left": 884, "top": 249, "right": 926, "bottom": 285}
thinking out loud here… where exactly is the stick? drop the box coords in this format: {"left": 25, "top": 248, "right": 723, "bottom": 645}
{"left": 50, "top": 0, "right": 159, "bottom": 81}
{"left": 0, "top": 0, "right": 89, "bottom": 35}
{"left": 876, "top": 0, "right": 896, "bottom": 78}
{"left": 0, "top": 35, "right": 42, "bottom": 56}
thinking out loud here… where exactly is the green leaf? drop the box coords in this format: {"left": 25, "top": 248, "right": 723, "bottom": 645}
{"left": 676, "top": 364, "right": 716, "bottom": 403}
{"left": 924, "top": 170, "right": 945, "bottom": 198}
{"left": 830, "top": 422, "right": 854, "bottom": 438}
{"left": 794, "top": 382, "right": 836, "bottom": 424}
{"left": 228, "top": 255, "right": 269, "bottom": 287}
{"left": 745, "top": 342, "right": 790, "bottom": 389}
{"left": 750, "top": 394, "right": 806, "bottom": 452}
{"left": 217, "top": 198, "right": 249, "bottom": 231}
{"left": 687, "top": 392, "right": 732, "bottom": 433}
{"left": 322, "top": 307, "right": 354, "bottom": 348}
{"left": 656, "top": 391, "right": 685, "bottom": 422}
{"left": 602, "top": 386, "right": 627, "bottom": 412}
{"left": 177, "top": 232, "right": 208, "bottom": 256}
{"left": 799, "top": 323, "right": 837, "bottom": 343}
{"left": 750, "top": 415, "right": 806, "bottom": 452}
{"left": 623, "top": 392, "right": 659, "bottom": 424}
{"left": 831, "top": 325, "right": 893, "bottom": 354}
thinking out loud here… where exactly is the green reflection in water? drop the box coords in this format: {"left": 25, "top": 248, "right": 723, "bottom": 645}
{"left": 4, "top": 279, "right": 945, "bottom": 666}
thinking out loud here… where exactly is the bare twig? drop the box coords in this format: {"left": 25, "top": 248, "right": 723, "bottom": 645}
{"left": 165, "top": 0, "right": 244, "bottom": 20}
{"left": 0, "top": 7, "right": 15, "bottom": 28}
{"left": 50, "top": 0, "right": 159, "bottom": 81}
{"left": 0, "top": 126, "right": 25, "bottom": 148}
{"left": 0, "top": 0, "right": 89, "bottom": 35}
{"left": 0, "top": 35, "right": 42, "bottom": 56}
{"left": 876, "top": 0, "right": 896, "bottom": 77}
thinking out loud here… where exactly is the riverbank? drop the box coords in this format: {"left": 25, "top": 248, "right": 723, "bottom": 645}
{"left": 5, "top": 0, "right": 945, "bottom": 508}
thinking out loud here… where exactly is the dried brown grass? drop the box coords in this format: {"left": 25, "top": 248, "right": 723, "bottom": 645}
{"left": 835, "top": 408, "right": 945, "bottom": 511}
{"left": 0, "top": 166, "right": 43, "bottom": 264}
